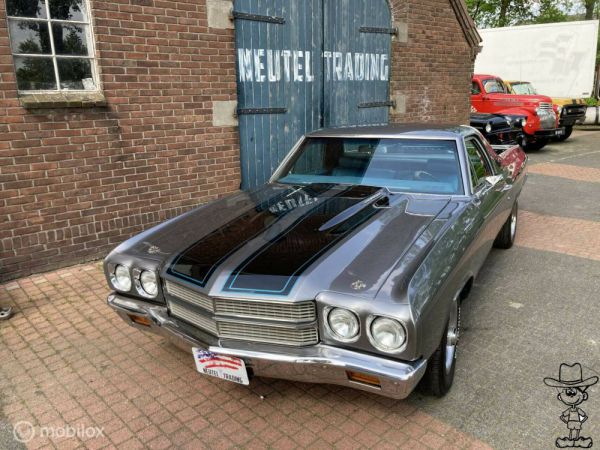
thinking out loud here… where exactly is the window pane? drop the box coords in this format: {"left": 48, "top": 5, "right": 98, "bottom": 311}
{"left": 52, "top": 23, "right": 89, "bottom": 55}
{"left": 49, "top": 0, "right": 87, "bottom": 21}
{"left": 14, "top": 56, "right": 56, "bottom": 90}
{"left": 57, "top": 58, "right": 94, "bottom": 90}
{"left": 6, "top": 0, "right": 47, "bottom": 18}
{"left": 8, "top": 19, "right": 52, "bottom": 54}
{"left": 466, "top": 140, "right": 490, "bottom": 186}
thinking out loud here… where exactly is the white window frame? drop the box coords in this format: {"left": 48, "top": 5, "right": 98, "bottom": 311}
{"left": 6, "top": 0, "right": 100, "bottom": 93}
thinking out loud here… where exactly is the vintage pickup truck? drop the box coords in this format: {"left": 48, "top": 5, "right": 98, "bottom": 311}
{"left": 472, "top": 74, "right": 563, "bottom": 150}
{"left": 504, "top": 80, "right": 587, "bottom": 142}
{"left": 105, "top": 125, "right": 527, "bottom": 399}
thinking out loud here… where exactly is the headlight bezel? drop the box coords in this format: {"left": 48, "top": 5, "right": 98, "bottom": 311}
{"left": 133, "top": 268, "right": 159, "bottom": 299}
{"left": 109, "top": 263, "right": 132, "bottom": 292}
{"left": 325, "top": 307, "right": 360, "bottom": 343}
{"left": 367, "top": 315, "right": 407, "bottom": 353}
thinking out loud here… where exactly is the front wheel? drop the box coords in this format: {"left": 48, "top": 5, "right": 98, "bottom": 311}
{"left": 522, "top": 137, "right": 548, "bottom": 151}
{"left": 419, "top": 298, "right": 460, "bottom": 397}
{"left": 494, "top": 201, "right": 518, "bottom": 249}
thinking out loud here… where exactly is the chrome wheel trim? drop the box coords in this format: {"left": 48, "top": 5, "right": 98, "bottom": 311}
{"left": 444, "top": 299, "right": 459, "bottom": 374}
{"left": 510, "top": 208, "right": 517, "bottom": 241}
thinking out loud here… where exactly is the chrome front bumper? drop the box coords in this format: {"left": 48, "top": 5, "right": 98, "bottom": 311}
{"left": 108, "top": 294, "right": 427, "bottom": 399}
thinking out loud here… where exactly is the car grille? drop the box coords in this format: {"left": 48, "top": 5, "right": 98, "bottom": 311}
{"left": 218, "top": 322, "right": 319, "bottom": 346}
{"left": 164, "top": 280, "right": 318, "bottom": 347}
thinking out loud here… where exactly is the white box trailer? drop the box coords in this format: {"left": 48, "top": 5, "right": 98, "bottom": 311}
{"left": 475, "top": 20, "right": 599, "bottom": 99}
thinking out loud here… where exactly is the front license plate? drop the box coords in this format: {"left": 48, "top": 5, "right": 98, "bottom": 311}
{"left": 192, "top": 348, "right": 249, "bottom": 385}
{"left": 556, "top": 129, "right": 565, "bottom": 136}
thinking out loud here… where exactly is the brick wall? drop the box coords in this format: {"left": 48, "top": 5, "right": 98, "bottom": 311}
{"left": 0, "top": 0, "right": 241, "bottom": 281}
{"left": 390, "top": 0, "right": 475, "bottom": 123}
{"left": 0, "top": 0, "right": 477, "bottom": 281}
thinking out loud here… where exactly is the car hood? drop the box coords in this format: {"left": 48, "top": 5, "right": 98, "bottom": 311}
{"left": 487, "top": 93, "right": 554, "bottom": 108}
{"left": 111, "top": 183, "right": 450, "bottom": 302}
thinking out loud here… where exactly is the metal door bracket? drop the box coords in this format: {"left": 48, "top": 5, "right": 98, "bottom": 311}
{"left": 232, "top": 11, "right": 285, "bottom": 24}
{"left": 358, "top": 101, "right": 396, "bottom": 109}
{"left": 236, "top": 108, "right": 288, "bottom": 116}
{"left": 359, "top": 26, "right": 399, "bottom": 36}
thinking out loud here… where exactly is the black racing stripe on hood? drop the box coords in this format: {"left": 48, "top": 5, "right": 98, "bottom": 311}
{"left": 223, "top": 185, "right": 384, "bottom": 296}
{"left": 167, "top": 185, "right": 333, "bottom": 287}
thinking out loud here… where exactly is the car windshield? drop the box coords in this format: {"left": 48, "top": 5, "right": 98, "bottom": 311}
{"left": 511, "top": 82, "right": 537, "bottom": 95}
{"left": 482, "top": 78, "right": 506, "bottom": 94}
{"left": 276, "top": 137, "right": 464, "bottom": 195}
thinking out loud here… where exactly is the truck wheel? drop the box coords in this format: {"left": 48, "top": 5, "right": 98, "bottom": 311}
{"left": 419, "top": 297, "right": 460, "bottom": 397}
{"left": 523, "top": 138, "right": 548, "bottom": 151}
{"left": 494, "top": 201, "right": 518, "bottom": 249}
{"left": 555, "top": 126, "right": 573, "bottom": 142}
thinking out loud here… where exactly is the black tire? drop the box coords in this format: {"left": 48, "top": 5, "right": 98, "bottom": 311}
{"left": 554, "top": 126, "right": 573, "bottom": 142}
{"left": 494, "top": 201, "right": 518, "bottom": 249}
{"left": 419, "top": 299, "right": 460, "bottom": 397}
{"left": 523, "top": 138, "right": 548, "bottom": 151}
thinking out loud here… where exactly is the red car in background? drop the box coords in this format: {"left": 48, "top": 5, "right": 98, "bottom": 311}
{"left": 471, "top": 74, "right": 563, "bottom": 151}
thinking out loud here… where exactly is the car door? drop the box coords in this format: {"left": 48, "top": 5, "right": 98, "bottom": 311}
{"left": 465, "top": 136, "right": 506, "bottom": 267}
{"left": 470, "top": 80, "right": 486, "bottom": 113}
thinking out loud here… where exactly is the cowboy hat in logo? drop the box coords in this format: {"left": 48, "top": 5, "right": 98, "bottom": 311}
{"left": 544, "top": 363, "right": 598, "bottom": 448}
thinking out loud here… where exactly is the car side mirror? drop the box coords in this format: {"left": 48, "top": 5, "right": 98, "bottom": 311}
{"left": 485, "top": 174, "right": 504, "bottom": 186}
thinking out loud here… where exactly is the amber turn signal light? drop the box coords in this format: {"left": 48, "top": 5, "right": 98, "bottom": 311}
{"left": 128, "top": 314, "right": 152, "bottom": 327}
{"left": 346, "top": 370, "right": 381, "bottom": 388}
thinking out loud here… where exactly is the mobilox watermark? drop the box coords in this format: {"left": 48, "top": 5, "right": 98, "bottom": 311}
{"left": 13, "top": 421, "right": 104, "bottom": 443}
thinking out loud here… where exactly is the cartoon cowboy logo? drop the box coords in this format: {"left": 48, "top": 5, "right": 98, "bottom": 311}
{"left": 544, "top": 363, "right": 598, "bottom": 448}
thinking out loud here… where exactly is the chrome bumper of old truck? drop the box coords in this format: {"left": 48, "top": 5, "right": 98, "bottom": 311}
{"left": 108, "top": 294, "right": 427, "bottom": 399}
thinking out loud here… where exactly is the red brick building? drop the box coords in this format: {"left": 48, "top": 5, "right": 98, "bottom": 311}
{"left": 0, "top": 0, "right": 480, "bottom": 281}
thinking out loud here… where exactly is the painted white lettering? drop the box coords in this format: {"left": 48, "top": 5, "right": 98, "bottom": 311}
{"left": 282, "top": 50, "right": 292, "bottom": 82}
{"left": 323, "top": 51, "right": 332, "bottom": 81}
{"left": 254, "top": 49, "right": 266, "bottom": 82}
{"left": 267, "top": 50, "right": 277, "bottom": 82}
{"left": 305, "top": 51, "right": 314, "bottom": 82}
{"left": 370, "top": 53, "right": 380, "bottom": 81}
{"left": 344, "top": 52, "right": 354, "bottom": 80}
{"left": 333, "top": 52, "right": 343, "bottom": 81}
{"left": 293, "top": 51, "right": 304, "bottom": 82}
{"left": 380, "top": 54, "right": 389, "bottom": 81}
{"left": 238, "top": 48, "right": 253, "bottom": 82}
{"left": 354, "top": 53, "right": 364, "bottom": 81}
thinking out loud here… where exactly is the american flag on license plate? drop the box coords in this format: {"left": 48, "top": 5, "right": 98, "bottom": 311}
{"left": 195, "top": 351, "right": 243, "bottom": 370}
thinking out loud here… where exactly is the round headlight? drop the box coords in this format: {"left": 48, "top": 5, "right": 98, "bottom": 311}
{"left": 369, "top": 317, "right": 406, "bottom": 352}
{"left": 485, "top": 123, "right": 492, "bottom": 133}
{"left": 520, "top": 118, "right": 527, "bottom": 127}
{"left": 112, "top": 265, "right": 131, "bottom": 291}
{"left": 327, "top": 308, "right": 359, "bottom": 341}
{"left": 139, "top": 270, "right": 158, "bottom": 297}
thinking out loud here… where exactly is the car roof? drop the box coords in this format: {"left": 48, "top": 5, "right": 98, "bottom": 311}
{"left": 473, "top": 74, "right": 499, "bottom": 79}
{"left": 307, "top": 124, "right": 473, "bottom": 140}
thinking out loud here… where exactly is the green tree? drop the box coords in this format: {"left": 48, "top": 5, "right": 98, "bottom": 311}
{"left": 466, "top": 0, "right": 532, "bottom": 27}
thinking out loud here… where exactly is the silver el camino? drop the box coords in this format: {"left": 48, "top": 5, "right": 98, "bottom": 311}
{"left": 105, "top": 125, "right": 527, "bottom": 398}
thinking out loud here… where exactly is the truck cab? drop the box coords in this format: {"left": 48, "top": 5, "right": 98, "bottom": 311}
{"left": 471, "top": 74, "right": 563, "bottom": 151}
{"left": 504, "top": 80, "right": 587, "bottom": 142}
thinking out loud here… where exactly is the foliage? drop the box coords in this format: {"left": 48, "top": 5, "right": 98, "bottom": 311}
{"left": 585, "top": 97, "right": 599, "bottom": 106}
{"left": 465, "top": 0, "right": 599, "bottom": 26}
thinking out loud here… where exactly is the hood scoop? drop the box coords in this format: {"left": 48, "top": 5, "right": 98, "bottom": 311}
{"left": 318, "top": 188, "right": 389, "bottom": 232}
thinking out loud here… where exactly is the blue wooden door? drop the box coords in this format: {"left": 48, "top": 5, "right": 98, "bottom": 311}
{"left": 234, "top": 0, "right": 392, "bottom": 189}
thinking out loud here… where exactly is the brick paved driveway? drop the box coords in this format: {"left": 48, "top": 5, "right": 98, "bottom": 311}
{"left": 2, "top": 128, "right": 600, "bottom": 449}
